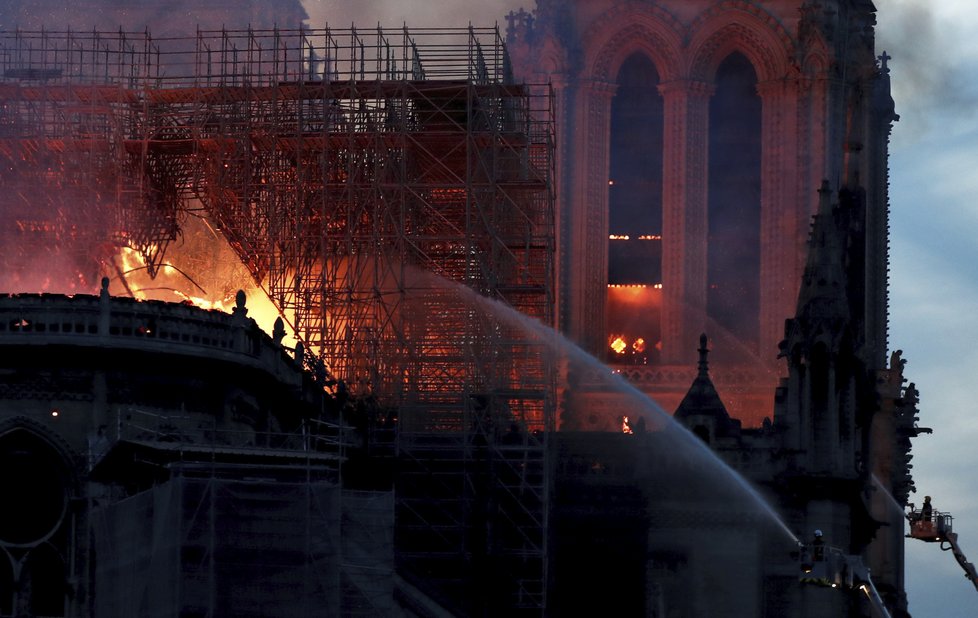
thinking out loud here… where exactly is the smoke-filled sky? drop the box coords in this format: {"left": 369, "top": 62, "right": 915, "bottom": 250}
{"left": 302, "top": 0, "right": 516, "bottom": 28}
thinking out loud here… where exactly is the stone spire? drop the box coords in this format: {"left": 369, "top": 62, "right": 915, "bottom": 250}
{"left": 674, "top": 334, "right": 740, "bottom": 440}
{"left": 794, "top": 181, "right": 851, "bottom": 326}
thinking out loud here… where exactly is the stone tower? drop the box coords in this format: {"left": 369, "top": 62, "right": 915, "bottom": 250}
{"left": 506, "top": 0, "right": 895, "bottom": 426}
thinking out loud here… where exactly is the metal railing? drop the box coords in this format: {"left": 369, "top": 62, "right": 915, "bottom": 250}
{"left": 0, "top": 26, "right": 513, "bottom": 88}
{"left": 88, "top": 407, "right": 347, "bottom": 471}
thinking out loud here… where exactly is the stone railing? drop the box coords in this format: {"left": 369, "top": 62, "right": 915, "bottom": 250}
{"left": 0, "top": 279, "right": 302, "bottom": 379}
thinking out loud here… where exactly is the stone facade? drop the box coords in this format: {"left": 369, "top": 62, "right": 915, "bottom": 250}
{"left": 503, "top": 2, "right": 918, "bottom": 616}
{"left": 506, "top": 0, "right": 894, "bottom": 427}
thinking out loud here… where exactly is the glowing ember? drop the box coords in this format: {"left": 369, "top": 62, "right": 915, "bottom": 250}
{"left": 632, "top": 338, "right": 646, "bottom": 353}
{"left": 610, "top": 336, "right": 627, "bottom": 354}
{"left": 621, "top": 416, "right": 633, "bottom": 434}
{"left": 608, "top": 234, "right": 661, "bottom": 241}
{"left": 607, "top": 284, "right": 663, "bottom": 289}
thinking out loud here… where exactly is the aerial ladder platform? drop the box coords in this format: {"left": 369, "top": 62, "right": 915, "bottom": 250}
{"left": 906, "top": 505, "right": 978, "bottom": 592}
{"left": 797, "top": 501, "right": 978, "bottom": 617}
{"left": 798, "top": 540, "right": 892, "bottom": 618}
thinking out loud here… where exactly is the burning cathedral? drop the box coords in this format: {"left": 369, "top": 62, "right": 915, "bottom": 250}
{"left": 0, "top": 1, "right": 962, "bottom": 617}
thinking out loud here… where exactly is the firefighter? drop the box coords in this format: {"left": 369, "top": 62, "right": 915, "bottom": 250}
{"left": 922, "top": 496, "right": 933, "bottom": 522}
{"left": 812, "top": 529, "right": 825, "bottom": 561}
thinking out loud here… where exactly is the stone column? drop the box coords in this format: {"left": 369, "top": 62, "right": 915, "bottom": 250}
{"left": 658, "top": 80, "right": 712, "bottom": 365}
{"left": 757, "top": 78, "right": 800, "bottom": 361}
{"left": 567, "top": 78, "right": 616, "bottom": 354}
{"left": 550, "top": 73, "right": 571, "bottom": 337}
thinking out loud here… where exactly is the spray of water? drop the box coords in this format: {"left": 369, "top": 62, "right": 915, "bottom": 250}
{"left": 871, "top": 474, "right": 911, "bottom": 521}
{"left": 404, "top": 268, "right": 801, "bottom": 545}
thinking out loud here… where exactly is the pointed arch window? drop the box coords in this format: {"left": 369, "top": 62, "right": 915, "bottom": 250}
{"left": 607, "top": 52, "right": 664, "bottom": 364}
{"left": 0, "top": 554, "right": 13, "bottom": 617}
{"left": 0, "top": 428, "right": 71, "bottom": 616}
{"left": 707, "top": 52, "right": 761, "bottom": 358}
{"left": 23, "top": 545, "right": 67, "bottom": 617}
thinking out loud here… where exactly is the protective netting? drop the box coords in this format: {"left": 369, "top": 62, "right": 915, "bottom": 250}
{"left": 92, "top": 475, "right": 340, "bottom": 617}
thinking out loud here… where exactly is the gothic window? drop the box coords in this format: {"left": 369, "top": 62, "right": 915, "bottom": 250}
{"left": 707, "top": 52, "right": 761, "bottom": 358}
{"left": 0, "top": 553, "right": 12, "bottom": 616}
{"left": 0, "top": 429, "right": 69, "bottom": 545}
{"left": 23, "top": 545, "right": 66, "bottom": 617}
{"left": 0, "top": 428, "right": 71, "bottom": 616}
{"left": 607, "top": 52, "right": 663, "bottom": 364}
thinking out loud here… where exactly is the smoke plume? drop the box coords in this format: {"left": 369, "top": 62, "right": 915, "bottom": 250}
{"left": 875, "top": 0, "right": 978, "bottom": 145}
{"left": 300, "top": 0, "right": 524, "bottom": 29}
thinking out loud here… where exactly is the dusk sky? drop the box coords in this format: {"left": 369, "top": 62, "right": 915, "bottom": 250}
{"left": 306, "top": 0, "right": 978, "bottom": 612}
{"left": 875, "top": 1, "right": 978, "bottom": 616}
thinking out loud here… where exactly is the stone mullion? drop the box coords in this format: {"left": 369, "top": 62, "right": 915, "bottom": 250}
{"left": 795, "top": 77, "right": 818, "bottom": 284}
{"left": 659, "top": 80, "right": 711, "bottom": 365}
{"left": 562, "top": 81, "right": 588, "bottom": 348}
{"left": 550, "top": 75, "right": 571, "bottom": 337}
{"left": 571, "top": 79, "right": 616, "bottom": 354}
{"left": 757, "top": 79, "right": 800, "bottom": 360}
{"left": 824, "top": 76, "right": 848, "bottom": 192}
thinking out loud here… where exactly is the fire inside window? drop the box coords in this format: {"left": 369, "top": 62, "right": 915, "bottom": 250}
{"left": 607, "top": 53, "right": 663, "bottom": 364}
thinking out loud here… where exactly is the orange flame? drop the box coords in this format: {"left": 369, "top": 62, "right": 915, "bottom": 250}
{"left": 610, "top": 336, "right": 627, "bottom": 354}
{"left": 111, "top": 233, "right": 296, "bottom": 349}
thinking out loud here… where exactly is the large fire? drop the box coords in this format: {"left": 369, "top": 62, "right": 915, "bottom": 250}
{"left": 0, "top": 204, "right": 295, "bottom": 348}
{"left": 107, "top": 216, "right": 297, "bottom": 348}
{"left": 606, "top": 284, "right": 662, "bottom": 364}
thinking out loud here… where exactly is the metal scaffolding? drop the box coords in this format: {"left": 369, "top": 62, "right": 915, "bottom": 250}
{"left": 0, "top": 26, "right": 555, "bottom": 615}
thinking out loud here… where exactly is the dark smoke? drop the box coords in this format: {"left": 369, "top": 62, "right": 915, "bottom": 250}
{"left": 301, "top": 0, "right": 523, "bottom": 29}
{"left": 0, "top": 1, "right": 527, "bottom": 33}
{"left": 0, "top": 0, "right": 308, "bottom": 33}
{"left": 875, "top": 0, "right": 978, "bottom": 144}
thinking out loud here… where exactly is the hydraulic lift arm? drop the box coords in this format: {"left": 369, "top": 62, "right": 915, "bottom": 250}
{"left": 907, "top": 509, "right": 978, "bottom": 592}
{"left": 940, "top": 532, "right": 978, "bottom": 592}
